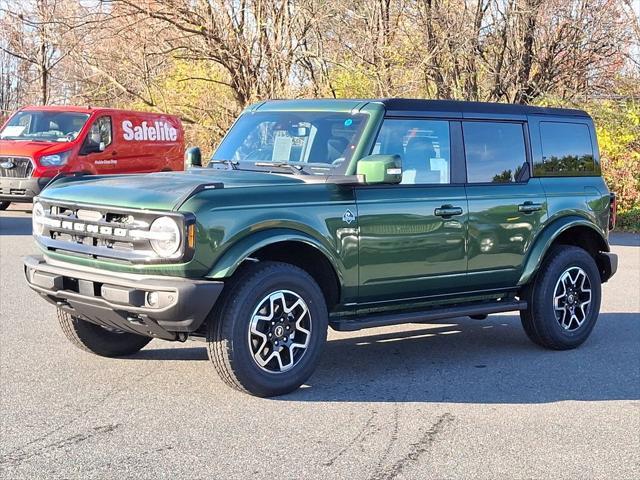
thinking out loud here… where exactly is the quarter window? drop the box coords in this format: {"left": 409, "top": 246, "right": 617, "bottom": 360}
{"left": 463, "top": 121, "right": 527, "bottom": 183}
{"left": 372, "top": 119, "right": 450, "bottom": 184}
{"left": 536, "top": 122, "right": 595, "bottom": 176}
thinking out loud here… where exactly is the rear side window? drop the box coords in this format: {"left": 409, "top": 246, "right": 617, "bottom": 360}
{"left": 372, "top": 118, "right": 451, "bottom": 184}
{"left": 536, "top": 122, "right": 595, "bottom": 176}
{"left": 462, "top": 122, "right": 527, "bottom": 183}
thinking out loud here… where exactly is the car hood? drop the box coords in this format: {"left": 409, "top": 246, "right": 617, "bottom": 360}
{"left": 39, "top": 168, "right": 309, "bottom": 211}
{"left": 0, "top": 139, "right": 75, "bottom": 159}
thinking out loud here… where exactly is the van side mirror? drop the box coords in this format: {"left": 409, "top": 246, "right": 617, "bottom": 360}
{"left": 80, "top": 140, "right": 105, "bottom": 155}
{"left": 185, "top": 147, "right": 202, "bottom": 167}
{"left": 356, "top": 154, "right": 402, "bottom": 184}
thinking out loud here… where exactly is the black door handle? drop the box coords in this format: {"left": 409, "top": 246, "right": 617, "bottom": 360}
{"left": 434, "top": 205, "right": 463, "bottom": 217}
{"left": 518, "top": 202, "right": 542, "bottom": 213}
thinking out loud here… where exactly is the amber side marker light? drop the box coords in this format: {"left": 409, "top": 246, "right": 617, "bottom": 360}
{"left": 187, "top": 224, "right": 196, "bottom": 248}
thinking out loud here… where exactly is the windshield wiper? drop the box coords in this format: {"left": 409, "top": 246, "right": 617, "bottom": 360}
{"left": 254, "top": 162, "right": 308, "bottom": 175}
{"left": 209, "top": 159, "right": 239, "bottom": 170}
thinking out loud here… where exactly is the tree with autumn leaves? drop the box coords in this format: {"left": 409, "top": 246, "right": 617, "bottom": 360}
{"left": 1, "top": 0, "right": 638, "bottom": 226}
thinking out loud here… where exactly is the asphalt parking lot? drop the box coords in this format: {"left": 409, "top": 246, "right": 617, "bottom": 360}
{"left": 1, "top": 204, "right": 639, "bottom": 480}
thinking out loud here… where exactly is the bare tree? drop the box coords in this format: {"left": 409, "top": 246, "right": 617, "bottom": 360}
{"left": 0, "top": 0, "right": 87, "bottom": 105}
{"left": 102, "top": 0, "right": 318, "bottom": 108}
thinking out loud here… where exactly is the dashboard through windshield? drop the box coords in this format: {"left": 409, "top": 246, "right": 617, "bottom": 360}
{"left": 212, "top": 111, "right": 368, "bottom": 174}
{"left": 0, "top": 111, "right": 90, "bottom": 142}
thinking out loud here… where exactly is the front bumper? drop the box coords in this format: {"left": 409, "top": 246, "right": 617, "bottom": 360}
{"left": 24, "top": 255, "right": 223, "bottom": 340}
{"left": 0, "top": 177, "right": 51, "bottom": 203}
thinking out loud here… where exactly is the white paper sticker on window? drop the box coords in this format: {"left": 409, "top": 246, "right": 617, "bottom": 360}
{"left": 430, "top": 157, "right": 449, "bottom": 184}
{"left": 272, "top": 135, "right": 293, "bottom": 162}
{"left": 1, "top": 125, "right": 26, "bottom": 138}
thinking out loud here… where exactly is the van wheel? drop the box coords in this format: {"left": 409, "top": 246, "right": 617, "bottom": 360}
{"left": 0, "top": 201, "right": 10, "bottom": 211}
{"left": 57, "top": 309, "right": 152, "bottom": 357}
{"left": 207, "top": 261, "right": 328, "bottom": 397}
{"left": 520, "top": 246, "right": 601, "bottom": 350}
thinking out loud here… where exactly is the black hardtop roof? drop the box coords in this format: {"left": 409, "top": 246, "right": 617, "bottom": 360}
{"left": 255, "top": 98, "right": 590, "bottom": 117}
{"left": 377, "top": 98, "right": 589, "bottom": 117}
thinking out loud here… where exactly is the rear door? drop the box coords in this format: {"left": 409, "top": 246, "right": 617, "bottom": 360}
{"left": 355, "top": 117, "right": 468, "bottom": 306}
{"left": 117, "top": 113, "right": 182, "bottom": 172}
{"left": 463, "top": 119, "right": 547, "bottom": 290}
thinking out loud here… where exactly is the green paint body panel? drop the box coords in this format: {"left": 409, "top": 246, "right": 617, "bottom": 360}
{"left": 35, "top": 99, "right": 614, "bottom": 319}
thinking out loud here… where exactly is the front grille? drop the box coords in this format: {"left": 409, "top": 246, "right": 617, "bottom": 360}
{"left": 0, "top": 157, "right": 33, "bottom": 178}
{"left": 35, "top": 199, "right": 191, "bottom": 263}
{"left": 0, "top": 187, "right": 26, "bottom": 196}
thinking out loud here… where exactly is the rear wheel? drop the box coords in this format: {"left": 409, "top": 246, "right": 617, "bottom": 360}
{"left": 520, "top": 246, "right": 601, "bottom": 350}
{"left": 207, "top": 261, "right": 328, "bottom": 397}
{"left": 57, "top": 309, "right": 152, "bottom": 357}
{"left": 0, "top": 201, "right": 10, "bottom": 211}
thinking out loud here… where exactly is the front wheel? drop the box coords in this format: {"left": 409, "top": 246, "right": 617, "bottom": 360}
{"left": 520, "top": 246, "right": 602, "bottom": 350}
{"left": 207, "top": 261, "right": 328, "bottom": 397}
{"left": 57, "top": 309, "right": 152, "bottom": 357}
{"left": 0, "top": 201, "right": 10, "bottom": 211}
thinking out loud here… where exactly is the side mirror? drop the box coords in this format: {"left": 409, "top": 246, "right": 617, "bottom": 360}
{"left": 356, "top": 154, "right": 402, "bottom": 184}
{"left": 185, "top": 147, "right": 202, "bottom": 167}
{"left": 80, "top": 140, "right": 104, "bottom": 155}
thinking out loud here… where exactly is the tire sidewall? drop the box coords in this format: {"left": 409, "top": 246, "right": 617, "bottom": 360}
{"left": 536, "top": 248, "right": 602, "bottom": 346}
{"left": 223, "top": 265, "right": 328, "bottom": 396}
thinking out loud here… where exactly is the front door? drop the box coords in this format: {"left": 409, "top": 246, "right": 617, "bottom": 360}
{"left": 356, "top": 118, "right": 468, "bottom": 307}
{"left": 82, "top": 116, "right": 116, "bottom": 173}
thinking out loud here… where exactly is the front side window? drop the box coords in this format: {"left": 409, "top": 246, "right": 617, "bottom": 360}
{"left": 212, "top": 111, "right": 367, "bottom": 175}
{"left": 372, "top": 118, "right": 451, "bottom": 184}
{"left": 535, "top": 122, "right": 595, "bottom": 176}
{"left": 0, "top": 111, "right": 89, "bottom": 142}
{"left": 463, "top": 122, "right": 527, "bottom": 183}
{"left": 86, "top": 116, "right": 112, "bottom": 148}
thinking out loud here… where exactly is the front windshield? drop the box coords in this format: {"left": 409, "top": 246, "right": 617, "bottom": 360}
{"left": 0, "top": 110, "right": 90, "bottom": 142}
{"left": 212, "top": 111, "right": 368, "bottom": 174}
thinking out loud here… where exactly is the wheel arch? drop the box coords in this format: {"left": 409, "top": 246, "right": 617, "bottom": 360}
{"left": 206, "top": 229, "right": 343, "bottom": 309}
{"left": 519, "top": 216, "right": 610, "bottom": 286}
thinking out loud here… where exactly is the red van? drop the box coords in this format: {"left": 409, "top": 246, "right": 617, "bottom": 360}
{"left": 0, "top": 106, "right": 184, "bottom": 210}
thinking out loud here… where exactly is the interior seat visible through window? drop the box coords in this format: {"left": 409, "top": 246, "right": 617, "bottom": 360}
{"left": 371, "top": 118, "right": 451, "bottom": 185}
{"left": 403, "top": 137, "right": 440, "bottom": 184}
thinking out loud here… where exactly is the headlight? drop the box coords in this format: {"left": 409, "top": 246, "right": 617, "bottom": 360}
{"left": 148, "top": 216, "right": 181, "bottom": 258}
{"left": 40, "top": 150, "right": 71, "bottom": 166}
{"left": 32, "top": 202, "right": 45, "bottom": 236}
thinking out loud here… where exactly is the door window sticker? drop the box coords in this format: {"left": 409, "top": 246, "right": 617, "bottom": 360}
{"left": 272, "top": 134, "right": 293, "bottom": 162}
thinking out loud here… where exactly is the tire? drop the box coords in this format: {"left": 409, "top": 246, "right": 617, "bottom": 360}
{"left": 520, "top": 246, "right": 602, "bottom": 350}
{"left": 207, "top": 261, "right": 328, "bottom": 397}
{"left": 0, "top": 201, "right": 10, "bottom": 211}
{"left": 57, "top": 309, "right": 152, "bottom": 357}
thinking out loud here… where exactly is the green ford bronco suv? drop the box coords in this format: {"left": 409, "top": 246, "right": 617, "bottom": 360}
{"left": 24, "top": 99, "right": 618, "bottom": 397}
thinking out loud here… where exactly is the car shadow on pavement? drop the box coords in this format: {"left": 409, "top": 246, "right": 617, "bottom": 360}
{"left": 0, "top": 216, "right": 32, "bottom": 236}
{"left": 133, "top": 312, "right": 640, "bottom": 404}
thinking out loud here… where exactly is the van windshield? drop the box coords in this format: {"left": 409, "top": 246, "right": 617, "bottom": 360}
{"left": 0, "top": 111, "right": 90, "bottom": 142}
{"left": 211, "top": 111, "right": 368, "bottom": 175}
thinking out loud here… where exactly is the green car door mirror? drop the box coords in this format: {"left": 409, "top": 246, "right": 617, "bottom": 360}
{"left": 185, "top": 146, "right": 202, "bottom": 167}
{"left": 356, "top": 154, "right": 402, "bottom": 184}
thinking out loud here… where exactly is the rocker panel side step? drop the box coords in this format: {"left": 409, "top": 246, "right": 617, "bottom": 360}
{"left": 331, "top": 299, "right": 527, "bottom": 332}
